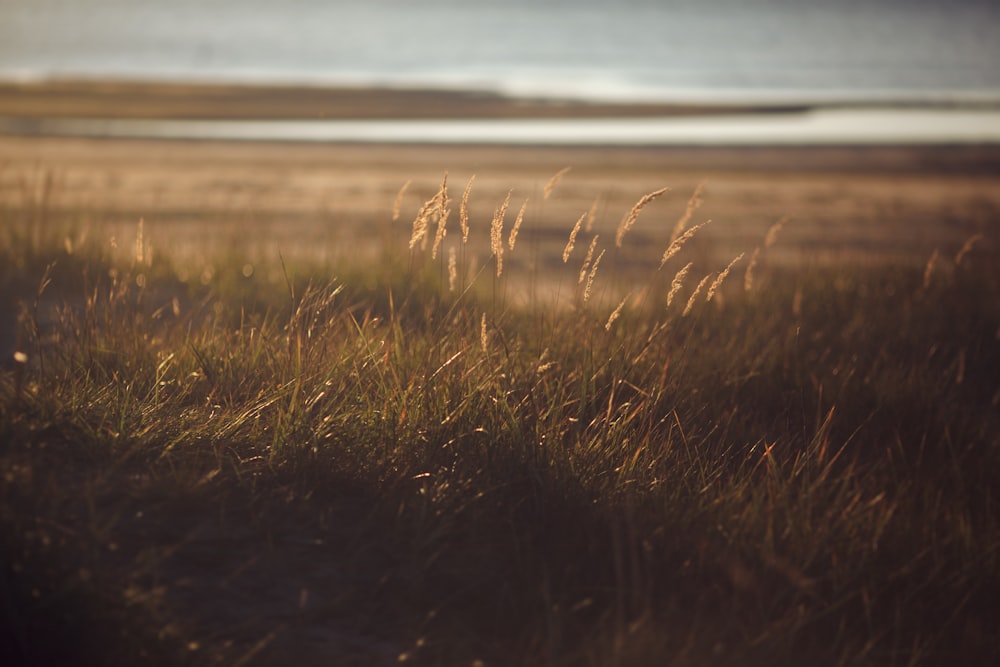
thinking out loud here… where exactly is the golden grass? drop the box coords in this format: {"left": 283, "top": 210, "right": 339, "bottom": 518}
{"left": 543, "top": 166, "right": 571, "bottom": 200}
{"left": 460, "top": 174, "right": 475, "bottom": 244}
{"left": 616, "top": 186, "right": 670, "bottom": 248}
{"left": 666, "top": 261, "right": 694, "bottom": 307}
{"left": 490, "top": 189, "right": 512, "bottom": 277}
{"left": 508, "top": 199, "right": 528, "bottom": 251}
{"left": 583, "top": 248, "right": 606, "bottom": 303}
{"left": 670, "top": 181, "right": 705, "bottom": 242}
{"left": 3, "top": 164, "right": 997, "bottom": 666}
{"left": 578, "top": 234, "right": 600, "bottom": 285}
{"left": 683, "top": 273, "right": 713, "bottom": 316}
{"left": 392, "top": 179, "right": 411, "bottom": 222}
{"left": 563, "top": 212, "right": 586, "bottom": 263}
{"left": 706, "top": 252, "right": 745, "bottom": 302}
{"left": 660, "top": 220, "right": 710, "bottom": 269}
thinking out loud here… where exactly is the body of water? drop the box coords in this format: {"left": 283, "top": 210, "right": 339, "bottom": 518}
{"left": 7, "top": 108, "right": 1000, "bottom": 145}
{"left": 2, "top": 0, "right": 999, "bottom": 106}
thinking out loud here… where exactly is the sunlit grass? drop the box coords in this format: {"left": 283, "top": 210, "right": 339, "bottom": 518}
{"left": 1, "top": 175, "right": 998, "bottom": 666}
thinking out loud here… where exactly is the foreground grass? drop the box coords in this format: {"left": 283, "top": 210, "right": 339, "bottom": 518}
{"left": 1, "top": 185, "right": 999, "bottom": 666}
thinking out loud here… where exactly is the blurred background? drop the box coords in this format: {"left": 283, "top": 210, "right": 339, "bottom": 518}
{"left": 2, "top": 0, "right": 998, "bottom": 107}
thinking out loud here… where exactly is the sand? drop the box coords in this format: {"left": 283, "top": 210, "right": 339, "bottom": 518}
{"left": 2, "top": 82, "right": 999, "bottom": 282}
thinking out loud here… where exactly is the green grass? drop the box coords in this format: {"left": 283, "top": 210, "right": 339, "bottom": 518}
{"left": 1, "top": 186, "right": 999, "bottom": 666}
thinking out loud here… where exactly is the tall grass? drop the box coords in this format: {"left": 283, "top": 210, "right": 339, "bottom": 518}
{"left": 1, "top": 174, "right": 998, "bottom": 666}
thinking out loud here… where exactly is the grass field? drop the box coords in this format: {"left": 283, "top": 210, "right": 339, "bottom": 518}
{"left": 2, "top": 163, "right": 999, "bottom": 666}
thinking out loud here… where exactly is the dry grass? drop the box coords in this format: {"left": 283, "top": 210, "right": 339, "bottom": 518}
{"left": 2, "top": 171, "right": 999, "bottom": 667}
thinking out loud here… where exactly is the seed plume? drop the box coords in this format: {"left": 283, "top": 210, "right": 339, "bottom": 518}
{"left": 491, "top": 189, "right": 512, "bottom": 277}
{"left": 955, "top": 233, "right": 983, "bottom": 266}
{"left": 448, "top": 247, "right": 458, "bottom": 292}
{"left": 509, "top": 199, "right": 528, "bottom": 251}
{"left": 585, "top": 197, "right": 600, "bottom": 232}
{"left": 544, "top": 167, "right": 571, "bottom": 200}
{"left": 923, "top": 248, "right": 940, "bottom": 289}
{"left": 617, "top": 187, "right": 670, "bottom": 248}
{"left": 666, "top": 262, "right": 693, "bottom": 308}
{"left": 706, "top": 253, "right": 745, "bottom": 302}
{"left": 683, "top": 274, "right": 713, "bottom": 316}
{"left": 579, "top": 235, "right": 599, "bottom": 284}
{"left": 583, "top": 249, "right": 606, "bottom": 303}
{"left": 605, "top": 293, "right": 629, "bottom": 331}
{"left": 392, "top": 180, "right": 411, "bottom": 221}
{"left": 764, "top": 216, "right": 788, "bottom": 248}
{"left": 744, "top": 247, "right": 761, "bottom": 291}
{"left": 460, "top": 175, "right": 475, "bottom": 244}
{"left": 409, "top": 176, "right": 448, "bottom": 250}
{"left": 563, "top": 212, "right": 586, "bottom": 262}
{"left": 670, "top": 182, "right": 705, "bottom": 242}
{"left": 659, "top": 220, "right": 710, "bottom": 269}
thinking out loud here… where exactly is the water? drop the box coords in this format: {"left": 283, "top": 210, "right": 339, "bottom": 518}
{"left": 9, "top": 109, "right": 1000, "bottom": 145}
{"left": 2, "top": 0, "right": 999, "bottom": 106}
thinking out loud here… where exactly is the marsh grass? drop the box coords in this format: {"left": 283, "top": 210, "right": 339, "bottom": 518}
{"left": 1, "top": 176, "right": 999, "bottom": 667}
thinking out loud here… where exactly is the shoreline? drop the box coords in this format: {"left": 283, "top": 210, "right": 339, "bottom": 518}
{"left": 0, "top": 79, "right": 805, "bottom": 121}
{"left": 3, "top": 80, "right": 1000, "bottom": 148}
{"left": 5, "top": 109, "right": 1000, "bottom": 147}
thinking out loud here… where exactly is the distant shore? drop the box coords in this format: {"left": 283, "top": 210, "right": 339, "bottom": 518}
{"left": 0, "top": 79, "right": 804, "bottom": 121}
{"left": 4, "top": 79, "right": 1000, "bottom": 147}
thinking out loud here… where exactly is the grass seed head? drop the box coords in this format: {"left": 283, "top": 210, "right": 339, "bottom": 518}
{"left": 707, "top": 253, "right": 745, "bottom": 302}
{"left": 667, "top": 261, "right": 694, "bottom": 308}
{"left": 744, "top": 246, "right": 761, "bottom": 291}
{"left": 955, "top": 233, "right": 984, "bottom": 266}
{"left": 585, "top": 197, "right": 600, "bottom": 233}
{"left": 660, "top": 220, "right": 709, "bottom": 269}
{"left": 491, "top": 190, "right": 512, "bottom": 277}
{"left": 579, "top": 235, "right": 599, "bottom": 284}
{"left": 543, "top": 167, "right": 571, "bottom": 200}
{"left": 605, "top": 294, "right": 629, "bottom": 331}
{"left": 448, "top": 246, "right": 458, "bottom": 292}
{"left": 563, "top": 212, "right": 586, "bottom": 263}
{"left": 764, "top": 216, "right": 788, "bottom": 249}
{"left": 617, "top": 186, "right": 670, "bottom": 248}
{"left": 683, "top": 274, "right": 713, "bottom": 316}
{"left": 509, "top": 199, "right": 528, "bottom": 251}
{"left": 584, "top": 249, "right": 606, "bottom": 303}
{"left": 923, "top": 248, "right": 940, "bottom": 289}
{"left": 460, "top": 175, "right": 475, "bottom": 244}
{"left": 670, "top": 181, "right": 705, "bottom": 242}
{"left": 392, "top": 179, "right": 411, "bottom": 222}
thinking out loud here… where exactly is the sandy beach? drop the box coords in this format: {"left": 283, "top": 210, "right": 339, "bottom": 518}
{"left": 2, "top": 82, "right": 999, "bottom": 280}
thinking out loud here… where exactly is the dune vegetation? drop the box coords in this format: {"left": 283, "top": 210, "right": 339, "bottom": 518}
{"left": 2, "top": 171, "right": 998, "bottom": 666}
